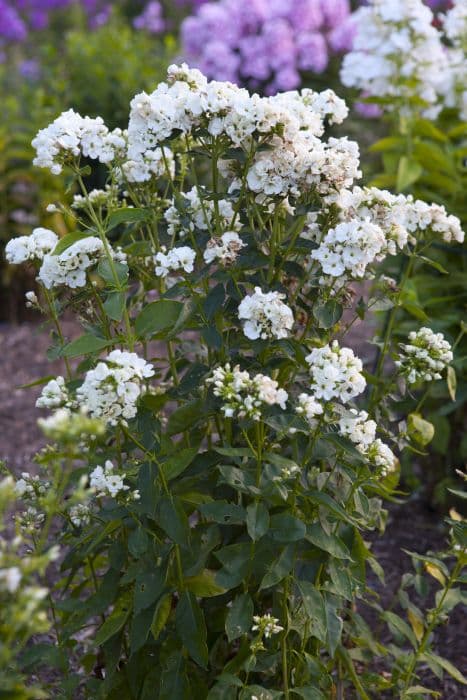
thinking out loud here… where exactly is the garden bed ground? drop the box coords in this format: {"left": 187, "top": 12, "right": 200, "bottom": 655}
{"left": 0, "top": 321, "right": 465, "bottom": 697}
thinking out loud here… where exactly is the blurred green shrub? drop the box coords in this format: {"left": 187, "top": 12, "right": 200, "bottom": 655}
{"left": 367, "top": 112, "right": 467, "bottom": 506}
{"left": 0, "top": 12, "right": 176, "bottom": 320}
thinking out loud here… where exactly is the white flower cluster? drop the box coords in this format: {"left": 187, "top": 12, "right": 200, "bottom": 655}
{"left": 121, "top": 146, "right": 175, "bottom": 184}
{"left": 154, "top": 245, "right": 196, "bottom": 277}
{"left": 38, "top": 237, "right": 106, "bottom": 289}
{"left": 14, "top": 473, "right": 50, "bottom": 500}
{"left": 76, "top": 350, "right": 154, "bottom": 426}
{"left": 36, "top": 376, "right": 69, "bottom": 409}
{"left": 32, "top": 109, "right": 125, "bottom": 174}
{"left": 238, "top": 288, "right": 294, "bottom": 341}
{"left": 252, "top": 614, "right": 284, "bottom": 639}
{"left": 441, "top": 0, "right": 467, "bottom": 121}
{"left": 164, "top": 186, "right": 239, "bottom": 239}
{"left": 443, "top": 0, "right": 467, "bottom": 47}
{"left": 89, "top": 460, "right": 134, "bottom": 499}
{"left": 311, "top": 219, "right": 387, "bottom": 280}
{"left": 204, "top": 231, "right": 245, "bottom": 266}
{"left": 238, "top": 135, "right": 360, "bottom": 199}
{"left": 0, "top": 565, "right": 23, "bottom": 593}
{"left": 72, "top": 185, "right": 119, "bottom": 211}
{"left": 37, "top": 407, "right": 106, "bottom": 441}
{"left": 305, "top": 342, "right": 366, "bottom": 403}
{"left": 296, "top": 393, "right": 324, "bottom": 424}
{"left": 366, "top": 439, "right": 398, "bottom": 477}
{"left": 69, "top": 503, "right": 92, "bottom": 528}
{"left": 338, "top": 410, "right": 377, "bottom": 451}
{"left": 127, "top": 63, "right": 358, "bottom": 200}
{"left": 395, "top": 327, "right": 453, "bottom": 384}
{"left": 341, "top": 0, "right": 448, "bottom": 119}
{"left": 206, "top": 363, "right": 287, "bottom": 421}
{"left": 5, "top": 228, "right": 58, "bottom": 264}
{"left": 334, "top": 186, "right": 464, "bottom": 246}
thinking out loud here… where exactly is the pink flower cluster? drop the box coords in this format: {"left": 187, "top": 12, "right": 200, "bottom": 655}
{"left": 181, "top": 0, "right": 355, "bottom": 94}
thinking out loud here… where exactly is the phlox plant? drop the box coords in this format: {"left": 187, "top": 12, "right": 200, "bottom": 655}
{"left": 341, "top": 0, "right": 467, "bottom": 501}
{"left": 3, "top": 64, "right": 467, "bottom": 698}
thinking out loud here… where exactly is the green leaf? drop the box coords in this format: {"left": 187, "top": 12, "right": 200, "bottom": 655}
{"left": 382, "top": 611, "right": 417, "bottom": 648}
{"left": 52, "top": 231, "right": 92, "bottom": 256}
{"left": 162, "top": 447, "right": 199, "bottom": 481}
{"left": 324, "top": 594, "right": 343, "bottom": 658}
{"left": 103, "top": 291, "right": 126, "bottom": 322}
{"left": 204, "top": 283, "right": 225, "bottom": 319}
{"left": 307, "top": 491, "right": 356, "bottom": 525}
{"left": 151, "top": 593, "right": 172, "bottom": 640}
{"left": 184, "top": 570, "right": 226, "bottom": 597}
{"left": 297, "top": 581, "right": 326, "bottom": 642}
{"left": 306, "top": 523, "right": 351, "bottom": 560}
{"left": 128, "top": 527, "right": 148, "bottom": 558}
{"left": 407, "top": 413, "right": 435, "bottom": 447}
{"left": 167, "top": 399, "right": 204, "bottom": 436}
{"left": 422, "top": 652, "right": 467, "bottom": 684}
{"left": 260, "top": 545, "right": 295, "bottom": 590}
{"left": 214, "top": 446, "right": 253, "bottom": 459}
{"left": 159, "top": 497, "right": 190, "bottom": 547}
{"left": 326, "top": 560, "right": 353, "bottom": 601}
{"left": 292, "top": 688, "right": 326, "bottom": 700}
{"left": 97, "top": 258, "right": 128, "bottom": 287}
{"left": 95, "top": 593, "right": 131, "bottom": 646}
{"left": 134, "top": 570, "right": 165, "bottom": 614}
{"left": 135, "top": 300, "right": 183, "bottom": 338}
{"left": 369, "top": 136, "right": 406, "bottom": 153}
{"left": 416, "top": 255, "right": 449, "bottom": 275}
{"left": 107, "top": 207, "right": 151, "bottom": 230}
{"left": 397, "top": 157, "right": 423, "bottom": 191}
{"left": 175, "top": 592, "right": 208, "bottom": 668}
{"left": 225, "top": 593, "right": 254, "bottom": 642}
{"left": 130, "top": 607, "right": 153, "bottom": 653}
{"left": 313, "top": 300, "right": 343, "bottom": 329}
{"left": 246, "top": 502, "right": 269, "bottom": 541}
{"left": 447, "top": 366, "right": 457, "bottom": 401}
{"left": 404, "top": 687, "right": 441, "bottom": 697}
{"left": 159, "top": 653, "right": 190, "bottom": 700}
{"left": 61, "top": 333, "right": 111, "bottom": 358}
{"left": 270, "top": 513, "right": 306, "bottom": 542}
{"left": 199, "top": 501, "right": 246, "bottom": 525}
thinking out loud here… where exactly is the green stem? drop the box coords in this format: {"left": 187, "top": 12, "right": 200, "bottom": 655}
{"left": 282, "top": 577, "right": 290, "bottom": 700}
{"left": 369, "top": 253, "right": 415, "bottom": 410}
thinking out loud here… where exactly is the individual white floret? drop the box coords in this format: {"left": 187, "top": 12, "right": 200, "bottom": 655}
{"left": 238, "top": 287, "right": 294, "bottom": 341}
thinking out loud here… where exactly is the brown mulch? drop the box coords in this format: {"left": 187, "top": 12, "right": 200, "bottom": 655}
{"left": 0, "top": 321, "right": 465, "bottom": 698}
